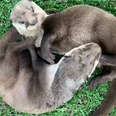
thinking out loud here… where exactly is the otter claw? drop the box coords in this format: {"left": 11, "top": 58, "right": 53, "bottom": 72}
{"left": 38, "top": 50, "right": 55, "bottom": 64}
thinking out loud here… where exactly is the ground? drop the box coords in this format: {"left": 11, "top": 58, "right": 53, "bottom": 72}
{"left": 0, "top": 0, "right": 116, "bottom": 116}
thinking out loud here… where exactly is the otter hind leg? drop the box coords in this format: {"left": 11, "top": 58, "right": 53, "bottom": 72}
{"left": 90, "top": 78, "right": 116, "bottom": 116}
{"left": 100, "top": 54, "right": 116, "bottom": 67}
{"left": 89, "top": 53, "right": 116, "bottom": 89}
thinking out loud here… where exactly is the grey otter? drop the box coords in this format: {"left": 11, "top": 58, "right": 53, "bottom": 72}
{"left": 0, "top": 27, "right": 101, "bottom": 114}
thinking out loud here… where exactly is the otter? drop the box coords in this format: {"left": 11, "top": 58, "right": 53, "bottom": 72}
{"left": 10, "top": 0, "right": 48, "bottom": 47}
{"left": 39, "top": 5, "right": 116, "bottom": 64}
{"left": 38, "top": 5, "right": 116, "bottom": 115}
{"left": 10, "top": 2, "right": 116, "bottom": 115}
{"left": 10, "top": 2, "right": 116, "bottom": 68}
{"left": 0, "top": 27, "right": 101, "bottom": 114}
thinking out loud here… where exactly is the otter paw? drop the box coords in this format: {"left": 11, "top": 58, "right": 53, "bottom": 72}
{"left": 46, "top": 53, "right": 55, "bottom": 64}
{"left": 38, "top": 50, "right": 55, "bottom": 64}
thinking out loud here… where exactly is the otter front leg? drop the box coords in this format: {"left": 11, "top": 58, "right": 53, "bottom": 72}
{"left": 4, "top": 39, "right": 35, "bottom": 64}
{"left": 0, "top": 27, "right": 19, "bottom": 58}
{"left": 7, "top": 39, "right": 35, "bottom": 53}
{"left": 0, "top": 39, "right": 34, "bottom": 81}
{"left": 39, "top": 33, "right": 56, "bottom": 64}
{"left": 28, "top": 46, "right": 38, "bottom": 72}
{"left": 90, "top": 78, "right": 116, "bottom": 116}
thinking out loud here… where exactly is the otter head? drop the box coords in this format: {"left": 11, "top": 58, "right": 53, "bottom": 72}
{"left": 10, "top": 0, "right": 48, "bottom": 39}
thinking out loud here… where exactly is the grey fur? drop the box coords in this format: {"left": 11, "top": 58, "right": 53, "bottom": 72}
{"left": 0, "top": 28, "right": 101, "bottom": 114}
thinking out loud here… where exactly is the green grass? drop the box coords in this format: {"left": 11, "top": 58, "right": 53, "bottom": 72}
{"left": 0, "top": 0, "right": 116, "bottom": 116}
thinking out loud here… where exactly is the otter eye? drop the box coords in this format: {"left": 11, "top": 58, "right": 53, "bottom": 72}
{"left": 31, "top": 6, "right": 34, "bottom": 12}
{"left": 19, "top": 21, "right": 25, "bottom": 24}
{"left": 25, "top": 22, "right": 29, "bottom": 28}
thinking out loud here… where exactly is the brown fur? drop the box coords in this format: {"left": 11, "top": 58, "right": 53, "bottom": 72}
{"left": 88, "top": 66, "right": 116, "bottom": 116}
{"left": 0, "top": 28, "right": 101, "bottom": 114}
{"left": 10, "top": 0, "right": 48, "bottom": 47}
{"left": 39, "top": 5, "right": 116, "bottom": 115}
{"left": 90, "top": 78, "right": 116, "bottom": 116}
{"left": 40, "top": 5, "right": 116, "bottom": 63}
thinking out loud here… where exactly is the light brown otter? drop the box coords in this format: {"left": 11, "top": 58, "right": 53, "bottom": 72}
{"left": 0, "top": 27, "right": 101, "bottom": 114}
{"left": 10, "top": 0, "right": 48, "bottom": 47}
